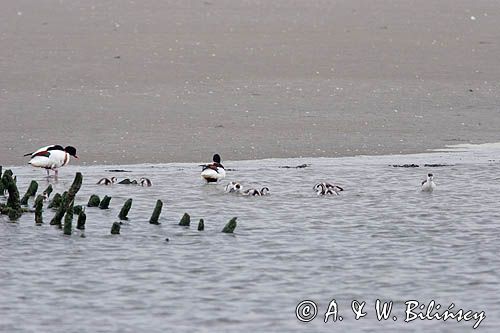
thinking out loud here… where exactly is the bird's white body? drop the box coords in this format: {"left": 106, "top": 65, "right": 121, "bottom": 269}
{"left": 26, "top": 144, "right": 77, "bottom": 177}
{"left": 421, "top": 175, "right": 437, "bottom": 192}
{"left": 201, "top": 166, "right": 226, "bottom": 182}
{"left": 29, "top": 150, "right": 70, "bottom": 170}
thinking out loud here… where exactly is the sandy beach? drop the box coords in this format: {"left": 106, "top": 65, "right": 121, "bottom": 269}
{"left": 1, "top": 0, "right": 500, "bottom": 165}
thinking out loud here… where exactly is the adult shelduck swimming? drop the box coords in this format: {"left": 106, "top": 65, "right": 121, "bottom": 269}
{"left": 421, "top": 173, "right": 437, "bottom": 192}
{"left": 25, "top": 145, "right": 78, "bottom": 177}
{"left": 200, "top": 154, "right": 226, "bottom": 183}
{"left": 314, "top": 182, "right": 344, "bottom": 196}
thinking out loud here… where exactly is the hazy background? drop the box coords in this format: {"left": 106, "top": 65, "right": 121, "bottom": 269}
{"left": 1, "top": 0, "right": 500, "bottom": 165}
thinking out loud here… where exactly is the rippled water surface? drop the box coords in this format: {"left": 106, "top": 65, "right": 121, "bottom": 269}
{"left": 2, "top": 147, "right": 500, "bottom": 332}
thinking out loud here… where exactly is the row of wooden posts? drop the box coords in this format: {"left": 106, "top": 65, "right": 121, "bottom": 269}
{"left": 0, "top": 166, "right": 238, "bottom": 235}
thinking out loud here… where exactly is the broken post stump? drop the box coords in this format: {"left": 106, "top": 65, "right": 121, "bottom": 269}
{"left": 1, "top": 170, "right": 22, "bottom": 220}
{"left": 76, "top": 211, "right": 86, "bottom": 230}
{"left": 149, "top": 200, "right": 163, "bottom": 224}
{"left": 48, "top": 193, "right": 62, "bottom": 209}
{"left": 50, "top": 192, "right": 68, "bottom": 226}
{"left": 42, "top": 184, "right": 53, "bottom": 200}
{"left": 63, "top": 201, "right": 74, "bottom": 235}
{"left": 179, "top": 213, "right": 190, "bottom": 226}
{"left": 198, "top": 219, "right": 204, "bottom": 231}
{"left": 118, "top": 198, "right": 133, "bottom": 220}
{"left": 34, "top": 195, "right": 44, "bottom": 224}
{"left": 222, "top": 217, "right": 237, "bottom": 233}
{"left": 73, "top": 205, "right": 83, "bottom": 215}
{"left": 20, "top": 180, "right": 38, "bottom": 206}
{"left": 111, "top": 222, "right": 121, "bottom": 234}
{"left": 87, "top": 194, "right": 100, "bottom": 207}
{"left": 99, "top": 195, "right": 112, "bottom": 209}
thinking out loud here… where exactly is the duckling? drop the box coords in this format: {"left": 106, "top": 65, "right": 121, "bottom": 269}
{"left": 140, "top": 177, "right": 152, "bottom": 187}
{"left": 242, "top": 187, "right": 270, "bottom": 196}
{"left": 225, "top": 181, "right": 242, "bottom": 193}
{"left": 96, "top": 177, "right": 117, "bottom": 185}
{"left": 314, "top": 182, "right": 343, "bottom": 196}
{"left": 421, "top": 173, "right": 437, "bottom": 192}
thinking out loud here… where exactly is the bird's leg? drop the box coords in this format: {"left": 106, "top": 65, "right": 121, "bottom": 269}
{"left": 54, "top": 169, "right": 58, "bottom": 179}
{"left": 46, "top": 169, "right": 50, "bottom": 177}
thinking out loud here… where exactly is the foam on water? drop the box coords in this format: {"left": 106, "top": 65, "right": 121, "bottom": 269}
{"left": 1, "top": 146, "right": 500, "bottom": 332}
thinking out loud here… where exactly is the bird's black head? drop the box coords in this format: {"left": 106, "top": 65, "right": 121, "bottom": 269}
{"left": 428, "top": 173, "right": 433, "bottom": 177}
{"left": 65, "top": 146, "right": 78, "bottom": 158}
{"left": 213, "top": 154, "right": 221, "bottom": 163}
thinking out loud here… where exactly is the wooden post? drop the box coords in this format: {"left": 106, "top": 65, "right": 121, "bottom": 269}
{"left": 87, "top": 194, "right": 100, "bottom": 207}
{"left": 63, "top": 201, "right": 74, "bottom": 235}
{"left": 76, "top": 211, "right": 86, "bottom": 230}
{"left": 20, "top": 180, "right": 38, "bottom": 205}
{"left": 118, "top": 198, "right": 133, "bottom": 220}
{"left": 99, "top": 196, "right": 112, "bottom": 209}
{"left": 48, "top": 193, "right": 62, "bottom": 209}
{"left": 198, "top": 219, "right": 204, "bottom": 231}
{"left": 222, "top": 217, "right": 237, "bottom": 233}
{"left": 149, "top": 200, "right": 163, "bottom": 224}
{"left": 1, "top": 170, "right": 22, "bottom": 220}
{"left": 42, "top": 184, "right": 53, "bottom": 199}
{"left": 34, "top": 195, "right": 44, "bottom": 224}
{"left": 179, "top": 213, "right": 190, "bottom": 226}
{"left": 50, "top": 172, "right": 82, "bottom": 226}
{"left": 111, "top": 222, "right": 121, "bottom": 234}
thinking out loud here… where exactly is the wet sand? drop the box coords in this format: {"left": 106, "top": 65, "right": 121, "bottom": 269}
{"left": 1, "top": 0, "right": 500, "bottom": 165}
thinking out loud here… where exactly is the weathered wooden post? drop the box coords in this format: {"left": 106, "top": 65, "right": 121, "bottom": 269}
{"left": 99, "top": 196, "right": 112, "bottom": 209}
{"left": 111, "top": 222, "right": 121, "bottom": 234}
{"left": 73, "top": 205, "right": 83, "bottom": 215}
{"left": 87, "top": 194, "right": 100, "bottom": 207}
{"left": 118, "top": 198, "right": 133, "bottom": 220}
{"left": 222, "top": 217, "right": 237, "bottom": 233}
{"left": 198, "top": 218, "right": 204, "bottom": 231}
{"left": 20, "top": 180, "right": 38, "bottom": 205}
{"left": 76, "top": 211, "right": 86, "bottom": 230}
{"left": 48, "top": 193, "right": 62, "bottom": 209}
{"left": 50, "top": 172, "right": 82, "bottom": 226}
{"left": 34, "top": 195, "right": 44, "bottom": 224}
{"left": 1, "top": 170, "right": 22, "bottom": 220}
{"left": 149, "top": 200, "right": 163, "bottom": 224}
{"left": 63, "top": 201, "right": 74, "bottom": 235}
{"left": 179, "top": 213, "right": 190, "bottom": 226}
{"left": 42, "top": 184, "right": 53, "bottom": 200}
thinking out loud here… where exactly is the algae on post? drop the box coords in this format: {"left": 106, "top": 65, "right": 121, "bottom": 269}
{"left": 87, "top": 194, "right": 100, "bottom": 207}
{"left": 34, "top": 195, "right": 44, "bottom": 224}
{"left": 111, "top": 222, "right": 121, "bottom": 234}
{"left": 222, "top": 217, "right": 238, "bottom": 233}
{"left": 179, "top": 213, "right": 191, "bottom": 226}
{"left": 99, "top": 195, "right": 112, "bottom": 209}
{"left": 20, "top": 180, "right": 38, "bottom": 206}
{"left": 118, "top": 198, "right": 133, "bottom": 220}
{"left": 149, "top": 200, "right": 163, "bottom": 224}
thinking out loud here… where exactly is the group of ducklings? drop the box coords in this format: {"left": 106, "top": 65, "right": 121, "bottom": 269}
{"left": 224, "top": 181, "right": 270, "bottom": 196}
{"left": 97, "top": 177, "right": 152, "bottom": 187}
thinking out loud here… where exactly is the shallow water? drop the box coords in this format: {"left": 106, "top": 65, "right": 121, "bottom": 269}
{"left": 1, "top": 147, "right": 500, "bottom": 332}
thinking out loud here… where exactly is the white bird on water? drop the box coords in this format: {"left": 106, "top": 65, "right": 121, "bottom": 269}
{"left": 200, "top": 154, "right": 226, "bottom": 183}
{"left": 25, "top": 145, "right": 78, "bottom": 177}
{"left": 421, "top": 173, "right": 437, "bottom": 192}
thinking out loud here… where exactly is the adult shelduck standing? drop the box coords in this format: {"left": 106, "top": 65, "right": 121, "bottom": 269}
{"left": 200, "top": 154, "right": 226, "bottom": 183}
{"left": 25, "top": 145, "right": 78, "bottom": 177}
